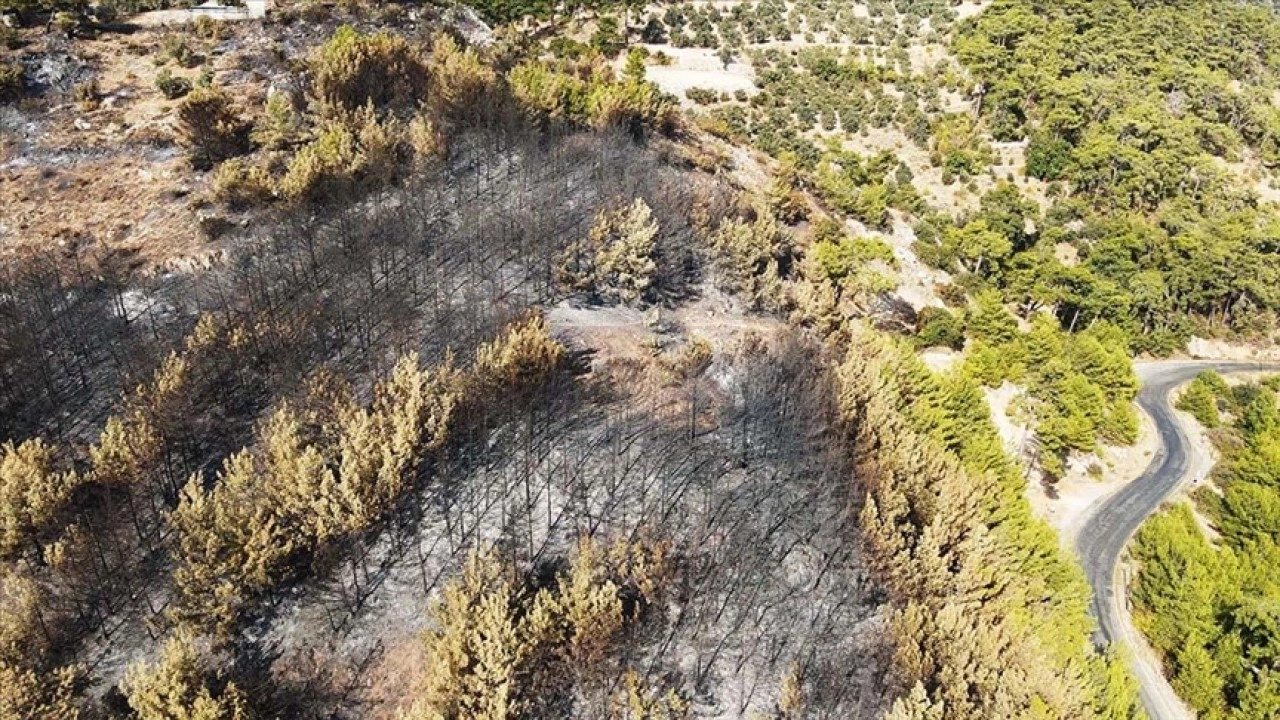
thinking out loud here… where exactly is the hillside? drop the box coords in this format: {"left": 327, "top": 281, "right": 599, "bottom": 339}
{"left": 2, "top": 0, "right": 1280, "bottom": 719}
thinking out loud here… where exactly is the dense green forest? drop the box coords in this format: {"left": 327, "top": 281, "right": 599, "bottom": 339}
{"left": 677, "top": 0, "right": 1280, "bottom": 355}
{"left": 951, "top": 0, "right": 1280, "bottom": 353}
{"left": 1133, "top": 372, "right": 1280, "bottom": 719}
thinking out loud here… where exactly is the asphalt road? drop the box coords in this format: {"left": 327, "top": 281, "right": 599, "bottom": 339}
{"left": 1076, "top": 361, "right": 1277, "bottom": 720}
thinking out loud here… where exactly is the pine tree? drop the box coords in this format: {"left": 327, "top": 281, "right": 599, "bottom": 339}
{"left": 402, "top": 551, "right": 531, "bottom": 720}
{"left": 612, "top": 669, "right": 689, "bottom": 720}
{"left": 594, "top": 199, "right": 659, "bottom": 304}
{"left": 402, "top": 537, "right": 671, "bottom": 719}
{"left": 335, "top": 354, "right": 458, "bottom": 530}
{"left": 776, "top": 664, "right": 804, "bottom": 720}
{"left": 0, "top": 438, "right": 77, "bottom": 559}
{"left": 426, "top": 33, "right": 498, "bottom": 124}
{"left": 309, "top": 26, "right": 429, "bottom": 116}
{"left": 560, "top": 200, "right": 660, "bottom": 304}
{"left": 171, "top": 406, "right": 335, "bottom": 632}
{"left": 838, "top": 327, "right": 1134, "bottom": 719}
{"left": 883, "top": 682, "right": 944, "bottom": 720}
{"left": 0, "top": 568, "right": 44, "bottom": 664}
{"left": 250, "top": 92, "right": 304, "bottom": 151}
{"left": 707, "top": 203, "right": 790, "bottom": 311}
{"left": 470, "top": 316, "right": 565, "bottom": 399}
{"left": 0, "top": 661, "right": 80, "bottom": 720}
{"left": 123, "top": 632, "right": 250, "bottom": 720}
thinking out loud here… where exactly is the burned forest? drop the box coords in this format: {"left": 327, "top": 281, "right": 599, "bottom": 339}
{"left": 17, "top": 0, "right": 1264, "bottom": 717}
{"left": 0, "top": 111, "right": 893, "bottom": 719}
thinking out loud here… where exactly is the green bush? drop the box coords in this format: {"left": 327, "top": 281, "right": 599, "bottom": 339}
{"left": 1176, "top": 374, "right": 1223, "bottom": 429}
{"left": 309, "top": 26, "right": 428, "bottom": 115}
{"left": 684, "top": 87, "right": 719, "bottom": 105}
{"left": 914, "top": 306, "right": 964, "bottom": 350}
{"left": 155, "top": 69, "right": 191, "bottom": 100}
{"left": 1025, "top": 132, "right": 1072, "bottom": 181}
{"left": 212, "top": 159, "right": 275, "bottom": 209}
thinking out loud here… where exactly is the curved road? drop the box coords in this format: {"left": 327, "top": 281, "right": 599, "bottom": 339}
{"left": 1077, "top": 361, "right": 1277, "bottom": 720}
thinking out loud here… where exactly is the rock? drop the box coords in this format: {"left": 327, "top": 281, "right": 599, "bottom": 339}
{"left": 214, "top": 69, "right": 254, "bottom": 86}
{"left": 442, "top": 5, "right": 493, "bottom": 48}
{"left": 74, "top": 117, "right": 92, "bottom": 131}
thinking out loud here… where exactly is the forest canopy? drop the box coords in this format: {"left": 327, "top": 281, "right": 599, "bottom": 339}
{"left": 1133, "top": 373, "right": 1280, "bottom": 720}
{"left": 953, "top": 0, "right": 1280, "bottom": 352}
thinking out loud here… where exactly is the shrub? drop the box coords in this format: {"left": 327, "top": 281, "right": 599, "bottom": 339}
{"left": 71, "top": 77, "right": 98, "bottom": 109}
{"left": 1176, "top": 374, "right": 1222, "bottom": 429}
{"left": 685, "top": 87, "right": 719, "bottom": 105}
{"left": 310, "top": 26, "right": 428, "bottom": 115}
{"left": 279, "top": 107, "right": 404, "bottom": 203}
{"left": 192, "top": 14, "right": 220, "bottom": 40}
{"left": 212, "top": 159, "right": 274, "bottom": 209}
{"left": 935, "top": 282, "right": 969, "bottom": 307}
{"left": 0, "top": 60, "right": 23, "bottom": 103}
{"left": 250, "top": 92, "right": 303, "bottom": 150}
{"left": 161, "top": 33, "right": 198, "bottom": 68}
{"left": 176, "top": 87, "right": 250, "bottom": 170}
{"left": 426, "top": 33, "right": 498, "bottom": 125}
{"left": 51, "top": 11, "right": 79, "bottom": 37}
{"left": 548, "top": 37, "right": 593, "bottom": 60}
{"left": 155, "top": 69, "right": 192, "bottom": 100}
{"left": 0, "top": 25, "right": 19, "bottom": 51}
{"left": 914, "top": 306, "right": 964, "bottom": 350}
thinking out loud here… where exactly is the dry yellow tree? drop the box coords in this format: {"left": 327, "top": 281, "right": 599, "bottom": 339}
{"left": 123, "top": 631, "right": 250, "bottom": 720}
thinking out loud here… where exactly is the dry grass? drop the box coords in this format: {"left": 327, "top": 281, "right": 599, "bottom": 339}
{"left": 1, "top": 21, "right": 274, "bottom": 266}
